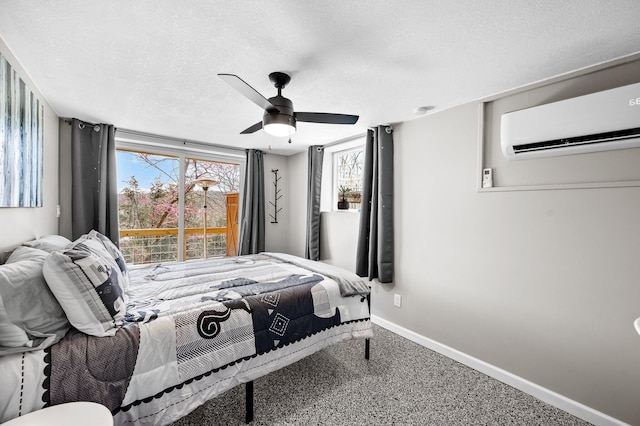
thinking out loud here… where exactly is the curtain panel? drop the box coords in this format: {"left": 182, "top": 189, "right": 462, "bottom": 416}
{"left": 70, "top": 118, "right": 119, "bottom": 245}
{"left": 238, "top": 149, "right": 265, "bottom": 255}
{"left": 356, "top": 126, "right": 394, "bottom": 283}
{"left": 305, "top": 145, "right": 324, "bottom": 261}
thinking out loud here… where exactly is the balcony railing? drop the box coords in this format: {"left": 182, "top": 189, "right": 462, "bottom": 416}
{"left": 119, "top": 227, "right": 228, "bottom": 265}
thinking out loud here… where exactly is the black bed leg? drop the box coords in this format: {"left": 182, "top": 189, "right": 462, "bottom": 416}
{"left": 365, "top": 290, "right": 371, "bottom": 360}
{"left": 245, "top": 380, "right": 254, "bottom": 423}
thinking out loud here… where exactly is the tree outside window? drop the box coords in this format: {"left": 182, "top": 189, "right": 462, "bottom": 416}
{"left": 334, "top": 147, "right": 364, "bottom": 211}
{"left": 117, "top": 150, "right": 240, "bottom": 264}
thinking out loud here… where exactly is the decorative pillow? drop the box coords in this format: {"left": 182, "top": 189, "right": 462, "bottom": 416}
{"left": 0, "top": 246, "right": 70, "bottom": 355}
{"left": 22, "top": 235, "right": 72, "bottom": 253}
{"left": 81, "top": 230, "right": 129, "bottom": 293}
{"left": 43, "top": 237, "right": 127, "bottom": 337}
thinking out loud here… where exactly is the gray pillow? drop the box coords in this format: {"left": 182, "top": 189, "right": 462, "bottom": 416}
{"left": 22, "top": 235, "right": 72, "bottom": 253}
{"left": 0, "top": 246, "right": 70, "bottom": 355}
{"left": 82, "top": 230, "right": 129, "bottom": 293}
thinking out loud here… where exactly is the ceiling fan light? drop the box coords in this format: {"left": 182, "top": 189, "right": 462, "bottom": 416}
{"left": 264, "top": 123, "right": 296, "bottom": 137}
{"left": 263, "top": 113, "right": 296, "bottom": 137}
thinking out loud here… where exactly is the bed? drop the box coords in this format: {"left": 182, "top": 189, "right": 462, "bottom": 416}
{"left": 0, "top": 232, "right": 372, "bottom": 425}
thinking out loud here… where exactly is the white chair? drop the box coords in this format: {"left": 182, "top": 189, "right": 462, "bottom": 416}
{"left": 2, "top": 402, "right": 112, "bottom": 426}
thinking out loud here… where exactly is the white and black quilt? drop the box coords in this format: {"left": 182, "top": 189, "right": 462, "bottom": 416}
{"left": 0, "top": 253, "right": 372, "bottom": 425}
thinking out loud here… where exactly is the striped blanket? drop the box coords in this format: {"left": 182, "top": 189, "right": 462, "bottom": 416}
{"left": 0, "top": 253, "right": 372, "bottom": 425}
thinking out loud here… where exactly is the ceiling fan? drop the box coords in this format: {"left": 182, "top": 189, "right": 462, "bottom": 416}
{"left": 218, "top": 72, "right": 359, "bottom": 138}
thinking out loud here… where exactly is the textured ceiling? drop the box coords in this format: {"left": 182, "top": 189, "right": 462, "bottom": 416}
{"left": 1, "top": 0, "right": 640, "bottom": 155}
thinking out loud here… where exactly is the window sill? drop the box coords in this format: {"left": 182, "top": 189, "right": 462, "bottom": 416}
{"left": 322, "top": 209, "right": 361, "bottom": 214}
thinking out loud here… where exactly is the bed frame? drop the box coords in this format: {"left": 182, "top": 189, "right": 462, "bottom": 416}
{"left": 243, "top": 293, "right": 371, "bottom": 423}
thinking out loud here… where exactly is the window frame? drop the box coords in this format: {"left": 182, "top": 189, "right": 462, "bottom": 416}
{"left": 320, "top": 135, "right": 365, "bottom": 213}
{"left": 115, "top": 131, "right": 245, "bottom": 262}
{"left": 332, "top": 146, "right": 364, "bottom": 212}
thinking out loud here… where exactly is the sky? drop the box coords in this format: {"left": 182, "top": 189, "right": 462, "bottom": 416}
{"left": 116, "top": 151, "right": 178, "bottom": 192}
{"left": 116, "top": 151, "right": 230, "bottom": 193}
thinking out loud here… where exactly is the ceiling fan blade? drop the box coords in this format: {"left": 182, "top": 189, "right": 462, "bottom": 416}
{"left": 240, "top": 121, "right": 263, "bottom": 134}
{"left": 296, "top": 112, "right": 359, "bottom": 125}
{"left": 218, "top": 74, "right": 279, "bottom": 112}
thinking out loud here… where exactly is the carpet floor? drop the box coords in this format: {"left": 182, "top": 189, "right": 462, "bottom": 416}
{"left": 171, "top": 324, "right": 591, "bottom": 425}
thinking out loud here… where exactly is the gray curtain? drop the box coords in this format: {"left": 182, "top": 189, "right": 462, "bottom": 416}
{"left": 356, "top": 126, "right": 394, "bottom": 283}
{"left": 305, "top": 145, "right": 324, "bottom": 260}
{"left": 239, "top": 149, "right": 265, "bottom": 255}
{"left": 71, "top": 118, "right": 119, "bottom": 245}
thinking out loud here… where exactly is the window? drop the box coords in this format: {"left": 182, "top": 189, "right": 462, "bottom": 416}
{"left": 115, "top": 135, "right": 243, "bottom": 265}
{"left": 333, "top": 145, "right": 364, "bottom": 211}
{"left": 184, "top": 157, "right": 240, "bottom": 260}
{"left": 117, "top": 151, "right": 180, "bottom": 264}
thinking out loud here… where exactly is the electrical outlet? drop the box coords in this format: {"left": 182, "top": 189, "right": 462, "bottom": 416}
{"left": 393, "top": 294, "right": 402, "bottom": 307}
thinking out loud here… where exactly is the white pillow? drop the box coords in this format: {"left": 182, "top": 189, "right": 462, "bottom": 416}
{"left": 43, "top": 237, "right": 127, "bottom": 337}
{"left": 22, "top": 235, "right": 72, "bottom": 253}
{"left": 0, "top": 247, "right": 70, "bottom": 355}
{"left": 0, "top": 294, "right": 31, "bottom": 348}
{"left": 0, "top": 249, "right": 14, "bottom": 265}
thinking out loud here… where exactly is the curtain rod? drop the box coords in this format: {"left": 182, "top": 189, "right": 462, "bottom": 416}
{"left": 65, "top": 119, "right": 246, "bottom": 156}
{"left": 63, "top": 118, "right": 99, "bottom": 126}
{"left": 115, "top": 128, "right": 246, "bottom": 154}
{"left": 320, "top": 126, "right": 393, "bottom": 149}
{"left": 63, "top": 118, "right": 104, "bottom": 132}
{"left": 63, "top": 120, "right": 242, "bottom": 153}
{"left": 69, "top": 119, "right": 365, "bottom": 154}
{"left": 321, "top": 132, "right": 368, "bottom": 149}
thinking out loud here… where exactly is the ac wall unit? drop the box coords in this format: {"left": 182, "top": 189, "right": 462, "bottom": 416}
{"left": 501, "top": 82, "right": 640, "bottom": 160}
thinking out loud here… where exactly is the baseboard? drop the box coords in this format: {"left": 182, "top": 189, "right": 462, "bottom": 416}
{"left": 370, "top": 315, "right": 628, "bottom": 426}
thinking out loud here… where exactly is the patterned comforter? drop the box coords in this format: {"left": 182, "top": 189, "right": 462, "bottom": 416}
{"left": 0, "top": 253, "right": 372, "bottom": 425}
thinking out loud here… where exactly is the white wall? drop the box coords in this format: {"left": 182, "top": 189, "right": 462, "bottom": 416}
{"left": 57, "top": 120, "right": 71, "bottom": 239}
{"left": 286, "top": 151, "right": 308, "bottom": 257}
{"left": 288, "top": 142, "right": 364, "bottom": 271}
{"left": 263, "top": 153, "right": 289, "bottom": 253}
{"left": 286, "top": 148, "right": 362, "bottom": 264}
{"left": 386, "top": 103, "right": 640, "bottom": 425}
{"left": 319, "top": 211, "right": 359, "bottom": 272}
{"left": 287, "top": 63, "right": 640, "bottom": 424}
{"left": 0, "top": 38, "right": 59, "bottom": 251}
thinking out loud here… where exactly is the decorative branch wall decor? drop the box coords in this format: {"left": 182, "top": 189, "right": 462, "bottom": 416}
{"left": 0, "top": 52, "right": 44, "bottom": 207}
{"left": 269, "top": 169, "right": 283, "bottom": 223}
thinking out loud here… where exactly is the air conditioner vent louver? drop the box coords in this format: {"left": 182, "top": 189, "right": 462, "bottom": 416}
{"left": 512, "top": 127, "right": 640, "bottom": 154}
{"left": 501, "top": 82, "right": 640, "bottom": 160}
